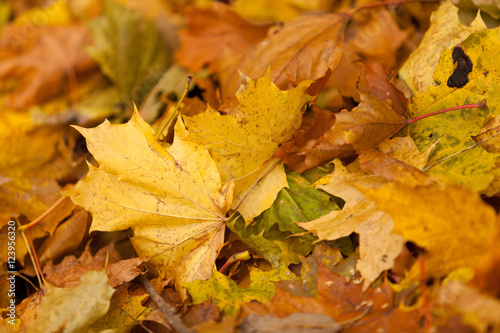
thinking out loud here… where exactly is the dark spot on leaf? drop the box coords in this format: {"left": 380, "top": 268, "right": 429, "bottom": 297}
{"left": 447, "top": 46, "right": 473, "bottom": 88}
{"left": 428, "top": 133, "right": 433, "bottom": 138}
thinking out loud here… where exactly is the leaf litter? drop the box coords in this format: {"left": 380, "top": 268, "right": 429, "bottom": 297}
{"left": 1, "top": 0, "right": 500, "bottom": 332}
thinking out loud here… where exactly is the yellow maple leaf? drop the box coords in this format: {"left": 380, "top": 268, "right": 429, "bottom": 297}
{"left": 184, "top": 69, "right": 316, "bottom": 222}
{"left": 66, "top": 108, "right": 233, "bottom": 289}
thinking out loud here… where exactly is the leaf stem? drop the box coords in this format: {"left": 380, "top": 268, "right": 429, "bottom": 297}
{"left": 18, "top": 196, "right": 68, "bottom": 232}
{"left": 219, "top": 251, "right": 251, "bottom": 274}
{"left": 407, "top": 100, "right": 486, "bottom": 125}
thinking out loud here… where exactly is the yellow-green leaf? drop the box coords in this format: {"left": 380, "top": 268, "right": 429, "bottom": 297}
{"left": 399, "top": 0, "right": 486, "bottom": 95}
{"left": 184, "top": 265, "right": 296, "bottom": 317}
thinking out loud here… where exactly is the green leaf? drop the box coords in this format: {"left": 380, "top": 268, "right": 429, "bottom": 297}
{"left": 184, "top": 265, "right": 296, "bottom": 317}
{"left": 227, "top": 165, "right": 338, "bottom": 267}
{"left": 87, "top": 0, "right": 173, "bottom": 109}
{"left": 410, "top": 28, "right": 500, "bottom": 192}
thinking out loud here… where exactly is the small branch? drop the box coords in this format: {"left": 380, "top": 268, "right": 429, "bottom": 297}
{"left": 407, "top": 100, "right": 486, "bottom": 125}
{"left": 136, "top": 274, "right": 195, "bottom": 333}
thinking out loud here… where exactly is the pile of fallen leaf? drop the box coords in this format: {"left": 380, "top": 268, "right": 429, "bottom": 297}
{"left": 1, "top": 0, "right": 500, "bottom": 332}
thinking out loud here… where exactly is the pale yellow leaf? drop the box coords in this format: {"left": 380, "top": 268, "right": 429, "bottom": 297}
{"left": 66, "top": 109, "right": 233, "bottom": 289}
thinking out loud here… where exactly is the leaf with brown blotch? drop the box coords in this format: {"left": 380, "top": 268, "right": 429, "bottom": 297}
{"left": 217, "top": 12, "right": 349, "bottom": 100}
{"left": 175, "top": 2, "right": 271, "bottom": 73}
{"left": 66, "top": 108, "right": 233, "bottom": 291}
{"left": 0, "top": 24, "right": 98, "bottom": 109}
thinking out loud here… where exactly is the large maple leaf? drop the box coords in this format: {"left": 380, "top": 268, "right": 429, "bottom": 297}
{"left": 66, "top": 109, "right": 233, "bottom": 289}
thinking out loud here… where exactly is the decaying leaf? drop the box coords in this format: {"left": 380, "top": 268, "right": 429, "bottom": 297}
{"left": 0, "top": 23, "right": 97, "bottom": 109}
{"left": 43, "top": 242, "right": 145, "bottom": 288}
{"left": 276, "top": 91, "right": 407, "bottom": 173}
{"left": 242, "top": 244, "right": 419, "bottom": 331}
{"left": 66, "top": 109, "right": 233, "bottom": 289}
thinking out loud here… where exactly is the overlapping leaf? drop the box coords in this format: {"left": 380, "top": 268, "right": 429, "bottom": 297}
{"left": 184, "top": 70, "right": 318, "bottom": 221}
{"left": 66, "top": 109, "right": 233, "bottom": 288}
{"left": 227, "top": 165, "right": 338, "bottom": 268}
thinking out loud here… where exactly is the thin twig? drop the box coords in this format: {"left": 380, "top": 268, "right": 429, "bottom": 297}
{"left": 136, "top": 274, "right": 195, "bottom": 333}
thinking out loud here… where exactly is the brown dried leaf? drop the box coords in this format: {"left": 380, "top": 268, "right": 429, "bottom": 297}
{"left": 277, "top": 92, "right": 407, "bottom": 172}
{"left": 328, "top": 9, "right": 409, "bottom": 99}
{"left": 359, "top": 150, "right": 432, "bottom": 187}
{"left": 364, "top": 63, "right": 409, "bottom": 118}
{"left": 0, "top": 24, "right": 98, "bottom": 109}
{"left": 217, "top": 13, "right": 349, "bottom": 100}
{"left": 175, "top": 3, "right": 271, "bottom": 73}
{"left": 43, "top": 242, "right": 146, "bottom": 288}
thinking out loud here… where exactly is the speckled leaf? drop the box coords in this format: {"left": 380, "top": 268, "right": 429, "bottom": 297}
{"left": 66, "top": 108, "right": 233, "bottom": 291}
{"left": 409, "top": 28, "right": 500, "bottom": 192}
{"left": 91, "top": 285, "right": 151, "bottom": 333}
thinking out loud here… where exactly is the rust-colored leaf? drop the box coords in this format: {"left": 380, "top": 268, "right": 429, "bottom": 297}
{"left": 217, "top": 13, "right": 349, "bottom": 100}
{"left": 175, "top": 3, "right": 271, "bottom": 73}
